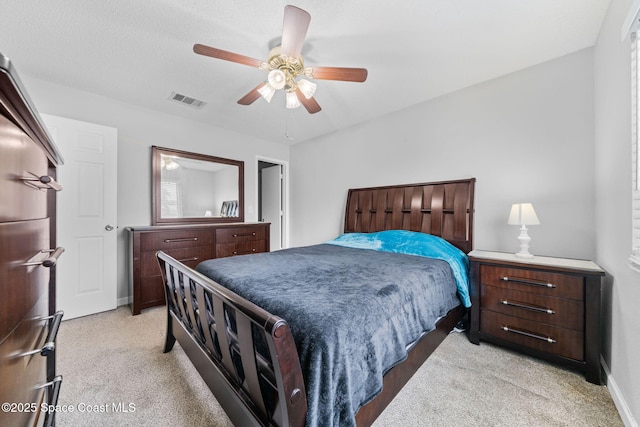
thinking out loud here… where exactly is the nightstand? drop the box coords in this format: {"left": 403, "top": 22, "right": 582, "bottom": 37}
{"left": 468, "top": 250, "right": 605, "bottom": 384}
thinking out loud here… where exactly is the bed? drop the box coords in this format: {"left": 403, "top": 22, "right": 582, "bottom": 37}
{"left": 158, "top": 178, "right": 475, "bottom": 426}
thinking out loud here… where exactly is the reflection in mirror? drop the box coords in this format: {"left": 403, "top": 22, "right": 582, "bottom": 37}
{"left": 152, "top": 146, "right": 244, "bottom": 225}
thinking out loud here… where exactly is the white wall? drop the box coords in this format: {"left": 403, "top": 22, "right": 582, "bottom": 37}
{"left": 21, "top": 76, "right": 289, "bottom": 304}
{"left": 594, "top": 0, "right": 640, "bottom": 424}
{"left": 291, "top": 48, "right": 596, "bottom": 262}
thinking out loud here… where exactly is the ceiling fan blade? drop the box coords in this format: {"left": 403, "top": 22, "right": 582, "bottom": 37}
{"left": 295, "top": 88, "right": 321, "bottom": 114}
{"left": 193, "top": 44, "right": 263, "bottom": 68}
{"left": 307, "top": 66, "right": 368, "bottom": 82}
{"left": 237, "top": 83, "right": 266, "bottom": 105}
{"left": 280, "top": 5, "right": 311, "bottom": 58}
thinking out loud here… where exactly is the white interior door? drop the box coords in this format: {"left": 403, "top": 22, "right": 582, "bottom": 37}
{"left": 42, "top": 114, "right": 118, "bottom": 320}
{"left": 261, "top": 164, "right": 283, "bottom": 251}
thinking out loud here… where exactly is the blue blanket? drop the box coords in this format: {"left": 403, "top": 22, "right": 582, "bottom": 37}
{"left": 196, "top": 242, "right": 461, "bottom": 426}
{"left": 326, "top": 230, "right": 471, "bottom": 307}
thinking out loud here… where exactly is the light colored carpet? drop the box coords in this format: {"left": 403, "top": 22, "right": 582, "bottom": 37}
{"left": 55, "top": 306, "right": 622, "bottom": 426}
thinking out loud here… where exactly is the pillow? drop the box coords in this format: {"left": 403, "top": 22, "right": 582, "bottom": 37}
{"left": 326, "top": 230, "right": 471, "bottom": 308}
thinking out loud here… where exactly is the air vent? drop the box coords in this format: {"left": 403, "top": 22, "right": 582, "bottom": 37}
{"left": 169, "top": 92, "right": 207, "bottom": 109}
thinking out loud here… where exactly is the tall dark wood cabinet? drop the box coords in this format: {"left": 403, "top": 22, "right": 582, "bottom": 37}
{"left": 1, "top": 53, "right": 64, "bottom": 426}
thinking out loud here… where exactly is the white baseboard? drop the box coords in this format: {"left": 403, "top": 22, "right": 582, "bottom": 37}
{"left": 117, "top": 296, "right": 131, "bottom": 307}
{"left": 602, "top": 356, "right": 638, "bottom": 427}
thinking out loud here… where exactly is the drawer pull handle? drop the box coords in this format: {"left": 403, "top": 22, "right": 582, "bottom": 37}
{"left": 40, "top": 375, "right": 63, "bottom": 427}
{"left": 502, "top": 276, "right": 555, "bottom": 288}
{"left": 23, "top": 247, "right": 65, "bottom": 268}
{"left": 232, "top": 249, "right": 257, "bottom": 256}
{"left": 164, "top": 237, "right": 198, "bottom": 243}
{"left": 500, "top": 300, "right": 555, "bottom": 314}
{"left": 177, "top": 257, "right": 198, "bottom": 263}
{"left": 21, "top": 172, "right": 62, "bottom": 191}
{"left": 501, "top": 326, "right": 556, "bottom": 343}
{"left": 232, "top": 232, "right": 257, "bottom": 238}
{"left": 20, "top": 311, "right": 64, "bottom": 357}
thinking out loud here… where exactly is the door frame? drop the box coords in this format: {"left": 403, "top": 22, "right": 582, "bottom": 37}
{"left": 256, "top": 156, "right": 289, "bottom": 250}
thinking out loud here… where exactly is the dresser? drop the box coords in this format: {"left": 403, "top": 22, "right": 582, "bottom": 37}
{"left": 1, "top": 53, "right": 64, "bottom": 426}
{"left": 468, "top": 250, "right": 605, "bottom": 384}
{"left": 127, "top": 222, "right": 269, "bottom": 315}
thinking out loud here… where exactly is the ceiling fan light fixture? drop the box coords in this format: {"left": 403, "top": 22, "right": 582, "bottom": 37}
{"left": 286, "top": 91, "right": 301, "bottom": 109}
{"left": 297, "top": 79, "right": 317, "bottom": 99}
{"left": 268, "top": 69, "right": 287, "bottom": 90}
{"left": 257, "top": 83, "right": 276, "bottom": 103}
{"left": 193, "top": 6, "right": 367, "bottom": 114}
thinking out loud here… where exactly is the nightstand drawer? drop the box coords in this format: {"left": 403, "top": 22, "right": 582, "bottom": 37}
{"left": 216, "top": 240, "right": 267, "bottom": 258}
{"left": 481, "top": 285, "right": 583, "bottom": 330}
{"left": 481, "top": 310, "right": 583, "bottom": 361}
{"left": 216, "top": 226, "right": 266, "bottom": 243}
{"left": 141, "top": 229, "right": 213, "bottom": 251}
{"left": 481, "top": 265, "right": 583, "bottom": 300}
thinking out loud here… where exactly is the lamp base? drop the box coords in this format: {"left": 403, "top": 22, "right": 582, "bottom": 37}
{"left": 515, "top": 251, "right": 534, "bottom": 259}
{"left": 514, "top": 225, "right": 534, "bottom": 258}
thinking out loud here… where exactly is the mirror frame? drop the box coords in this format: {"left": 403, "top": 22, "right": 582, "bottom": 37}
{"left": 151, "top": 146, "right": 244, "bottom": 225}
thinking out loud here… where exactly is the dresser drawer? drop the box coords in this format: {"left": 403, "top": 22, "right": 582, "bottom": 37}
{"left": 141, "top": 246, "right": 214, "bottom": 276}
{"left": 140, "top": 229, "right": 213, "bottom": 251}
{"left": 0, "top": 219, "right": 51, "bottom": 425}
{"left": 0, "top": 219, "right": 50, "bottom": 342}
{"left": 0, "top": 115, "right": 50, "bottom": 223}
{"left": 216, "top": 226, "right": 266, "bottom": 243}
{"left": 216, "top": 240, "right": 267, "bottom": 258}
{"left": 481, "top": 285, "right": 583, "bottom": 330}
{"left": 0, "top": 300, "right": 49, "bottom": 427}
{"left": 481, "top": 310, "right": 584, "bottom": 361}
{"left": 480, "top": 265, "right": 583, "bottom": 300}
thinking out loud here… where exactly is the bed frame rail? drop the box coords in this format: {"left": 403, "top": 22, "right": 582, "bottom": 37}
{"left": 158, "top": 250, "right": 307, "bottom": 427}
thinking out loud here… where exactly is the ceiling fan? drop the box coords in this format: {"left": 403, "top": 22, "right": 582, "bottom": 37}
{"left": 193, "top": 5, "right": 368, "bottom": 114}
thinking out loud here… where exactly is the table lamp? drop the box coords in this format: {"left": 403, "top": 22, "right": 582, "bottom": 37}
{"left": 508, "top": 203, "right": 540, "bottom": 258}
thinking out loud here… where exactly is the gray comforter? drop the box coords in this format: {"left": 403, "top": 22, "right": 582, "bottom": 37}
{"left": 196, "top": 243, "right": 461, "bottom": 427}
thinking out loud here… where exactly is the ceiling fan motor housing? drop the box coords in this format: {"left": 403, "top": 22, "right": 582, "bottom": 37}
{"left": 267, "top": 46, "right": 305, "bottom": 91}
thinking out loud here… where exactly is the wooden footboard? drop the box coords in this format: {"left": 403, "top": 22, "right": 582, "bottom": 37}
{"left": 157, "top": 250, "right": 307, "bottom": 427}
{"left": 158, "top": 249, "right": 466, "bottom": 426}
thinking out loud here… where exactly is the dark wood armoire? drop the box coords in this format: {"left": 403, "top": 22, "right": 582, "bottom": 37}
{"left": 1, "top": 53, "right": 64, "bottom": 426}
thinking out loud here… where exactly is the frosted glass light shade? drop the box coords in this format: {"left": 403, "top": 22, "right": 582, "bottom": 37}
{"left": 267, "top": 69, "right": 286, "bottom": 90}
{"left": 286, "top": 92, "right": 301, "bottom": 109}
{"left": 257, "top": 83, "right": 276, "bottom": 103}
{"left": 296, "top": 79, "right": 317, "bottom": 99}
{"left": 508, "top": 203, "right": 540, "bottom": 225}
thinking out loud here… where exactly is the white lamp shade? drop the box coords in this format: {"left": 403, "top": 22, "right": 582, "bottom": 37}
{"left": 257, "top": 83, "right": 276, "bottom": 103}
{"left": 296, "top": 79, "right": 317, "bottom": 99}
{"left": 286, "top": 92, "right": 301, "bottom": 109}
{"left": 508, "top": 203, "right": 540, "bottom": 225}
{"left": 267, "top": 69, "right": 286, "bottom": 90}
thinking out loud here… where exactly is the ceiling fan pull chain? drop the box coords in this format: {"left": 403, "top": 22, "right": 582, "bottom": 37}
{"left": 284, "top": 109, "right": 295, "bottom": 141}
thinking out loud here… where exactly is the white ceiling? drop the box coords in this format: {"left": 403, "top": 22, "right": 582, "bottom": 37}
{"left": 0, "top": 1, "right": 611, "bottom": 144}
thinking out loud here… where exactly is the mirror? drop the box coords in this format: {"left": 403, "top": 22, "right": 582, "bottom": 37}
{"left": 152, "top": 146, "right": 244, "bottom": 225}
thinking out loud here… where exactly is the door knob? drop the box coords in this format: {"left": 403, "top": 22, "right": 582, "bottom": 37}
{"left": 105, "top": 225, "right": 114, "bottom": 231}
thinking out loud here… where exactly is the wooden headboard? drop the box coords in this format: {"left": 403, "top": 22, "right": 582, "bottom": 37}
{"left": 344, "top": 178, "right": 476, "bottom": 253}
